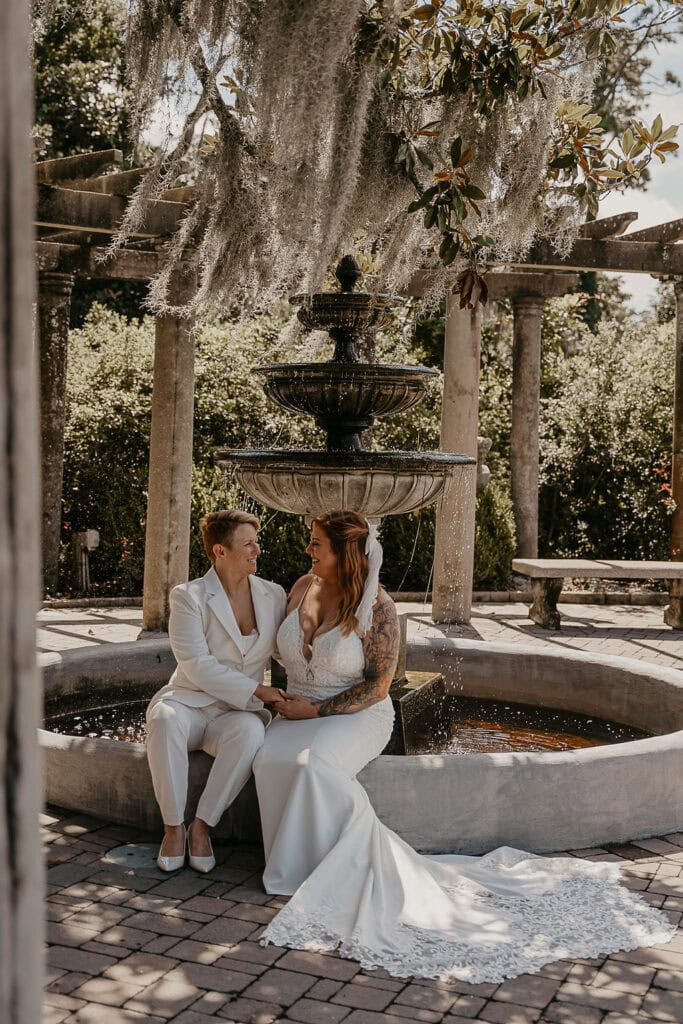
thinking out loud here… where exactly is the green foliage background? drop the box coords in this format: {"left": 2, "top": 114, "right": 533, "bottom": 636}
{"left": 62, "top": 305, "right": 516, "bottom": 594}
{"left": 61, "top": 299, "right": 674, "bottom": 596}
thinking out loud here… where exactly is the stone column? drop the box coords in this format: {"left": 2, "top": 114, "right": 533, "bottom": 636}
{"left": 433, "top": 293, "right": 482, "bottom": 623}
{"left": 38, "top": 270, "right": 75, "bottom": 594}
{"left": 141, "top": 265, "right": 197, "bottom": 633}
{"left": 510, "top": 294, "right": 545, "bottom": 557}
{"left": 0, "top": 0, "right": 45, "bottom": 1018}
{"left": 670, "top": 279, "right": 683, "bottom": 560}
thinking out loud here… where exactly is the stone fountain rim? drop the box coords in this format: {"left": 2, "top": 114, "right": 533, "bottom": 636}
{"left": 215, "top": 448, "right": 475, "bottom": 467}
{"left": 40, "top": 636, "right": 683, "bottom": 758}
{"left": 254, "top": 363, "right": 438, "bottom": 379}
{"left": 38, "top": 638, "right": 683, "bottom": 852}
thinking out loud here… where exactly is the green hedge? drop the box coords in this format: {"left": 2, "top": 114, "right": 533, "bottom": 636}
{"left": 62, "top": 301, "right": 673, "bottom": 597}
{"left": 61, "top": 305, "right": 516, "bottom": 594}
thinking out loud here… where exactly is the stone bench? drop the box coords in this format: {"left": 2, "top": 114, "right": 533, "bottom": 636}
{"left": 511, "top": 558, "right": 683, "bottom": 630}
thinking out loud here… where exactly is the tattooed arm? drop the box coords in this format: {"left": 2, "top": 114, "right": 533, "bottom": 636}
{"left": 316, "top": 593, "right": 399, "bottom": 716}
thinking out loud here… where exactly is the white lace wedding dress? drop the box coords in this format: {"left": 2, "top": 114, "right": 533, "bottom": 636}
{"left": 252, "top": 608, "right": 675, "bottom": 983}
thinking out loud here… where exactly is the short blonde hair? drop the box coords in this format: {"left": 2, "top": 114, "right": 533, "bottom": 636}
{"left": 199, "top": 509, "right": 260, "bottom": 563}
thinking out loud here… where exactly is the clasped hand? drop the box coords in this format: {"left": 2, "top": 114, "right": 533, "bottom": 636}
{"left": 254, "top": 684, "right": 319, "bottom": 719}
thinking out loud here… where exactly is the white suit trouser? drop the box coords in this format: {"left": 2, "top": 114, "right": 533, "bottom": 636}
{"left": 146, "top": 699, "right": 266, "bottom": 827}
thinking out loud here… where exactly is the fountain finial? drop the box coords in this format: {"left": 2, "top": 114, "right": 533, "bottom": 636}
{"left": 335, "top": 255, "right": 362, "bottom": 293}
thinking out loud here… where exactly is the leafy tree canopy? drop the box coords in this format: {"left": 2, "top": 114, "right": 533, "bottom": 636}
{"left": 34, "top": 1, "right": 680, "bottom": 315}
{"left": 33, "top": 0, "right": 679, "bottom": 315}
{"left": 34, "top": 0, "right": 130, "bottom": 159}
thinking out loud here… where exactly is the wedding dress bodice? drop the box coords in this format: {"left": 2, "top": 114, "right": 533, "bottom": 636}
{"left": 276, "top": 609, "right": 365, "bottom": 702}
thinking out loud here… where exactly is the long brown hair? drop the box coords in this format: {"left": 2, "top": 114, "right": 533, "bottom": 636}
{"left": 311, "top": 510, "right": 369, "bottom": 636}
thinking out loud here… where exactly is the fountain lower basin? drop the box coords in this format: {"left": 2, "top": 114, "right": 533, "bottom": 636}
{"left": 216, "top": 449, "right": 472, "bottom": 518}
{"left": 39, "top": 637, "right": 683, "bottom": 854}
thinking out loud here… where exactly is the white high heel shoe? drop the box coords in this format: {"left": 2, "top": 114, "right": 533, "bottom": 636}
{"left": 156, "top": 827, "right": 186, "bottom": 872}
{"left": 188, "top": 824, "right": 216, "bottom": 874}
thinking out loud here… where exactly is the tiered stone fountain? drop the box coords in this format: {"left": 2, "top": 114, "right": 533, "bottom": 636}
{"left": 216, "top": 256, "right": 472, "bottom": 520}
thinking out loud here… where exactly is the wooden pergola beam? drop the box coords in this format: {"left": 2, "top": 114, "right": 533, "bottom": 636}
{"left": 579, "top": 212, "right": 638, "bottom": 239}
{"left": 162, "top": 185, "right": 197, "bottom": 203}
{"left": 58, "top": 167, "right": 147, "bottom": 197}
{"left": 515, "top": 238, "right": 683, "bottom": 276}
{"left": 35, "top": 240, "right": 165, "bottom": 280}
{"left": 487, "top": 271, "right": 579, "bottom": 300}
{"left": 36, "top": 184, "right": 188, "bottom": 238}
{"left": 35, "top": 149, "right": 123, "bottom": 183}
{"left": 622, "top": 218, "right": 683, "bottom": 244}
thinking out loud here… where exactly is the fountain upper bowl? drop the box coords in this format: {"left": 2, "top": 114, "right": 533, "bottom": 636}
{"left": 291, "top": 291, "right": 401, "bottom": 334}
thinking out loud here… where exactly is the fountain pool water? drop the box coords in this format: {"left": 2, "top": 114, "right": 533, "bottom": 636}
{"left": 44, "top": 694, "right": 649, "bottom": 754}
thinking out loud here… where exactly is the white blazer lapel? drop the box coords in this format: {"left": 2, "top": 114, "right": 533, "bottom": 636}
{"left": 249, "top": 576, "right": 275, "bottom": 658}
{"left": 205, "top": 567, "right": 244, "bottom": 650}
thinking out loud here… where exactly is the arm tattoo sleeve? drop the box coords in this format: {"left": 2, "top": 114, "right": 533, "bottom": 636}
{"left": 317, "top": 599, "right": 400, "bottom": 717}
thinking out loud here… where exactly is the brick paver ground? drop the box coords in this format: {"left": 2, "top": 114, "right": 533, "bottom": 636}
{"left": 41, "top": 601, "right": 683, "bottom": 1022}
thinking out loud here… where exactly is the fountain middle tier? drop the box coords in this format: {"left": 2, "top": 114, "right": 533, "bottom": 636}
{"left": 255, "top": 362, "right": 438, "bottom": 451}
{"left": 215, "top": 449, "right": 473, "bottom": 520}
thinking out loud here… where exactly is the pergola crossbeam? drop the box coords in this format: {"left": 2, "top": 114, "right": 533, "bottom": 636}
{"left": 622, "top": 218, "right": 683, "bottom": 244}
{"left": 58, "top": 167, "right": 148, "bottom": 197}
{"left": 35, "top": 149, "right": 123, "bottom": 183}
{"left": 579, "top": 212, "right": 638, "bottom": 239}
{"left": 504, "top": 238, "right": 683, "bottom": 276}
{"left": 162, "top": 185, "right": 197, "bottom": 203}
{"left": 37, "top": 184, "right": 188, "bottom": 238}
{"left": 36, "top": 240, "right": 165, "bottom": 280}
{"left": 487, "top": 271, "right": 579, "bottom": 300}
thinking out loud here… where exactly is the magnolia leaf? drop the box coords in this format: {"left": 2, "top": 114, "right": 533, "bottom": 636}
{"left": 451, "top": 190, "right": 466, "bottom": 221}
{"left": 424, "top": 205, "right": 437, "bottom": 228}
{"left": 438, "top": 232, "right": 452, "bottom": 258}
{"left": 449, "top": 136, "right": 462, "bottom": 166}
{"left": 549, "top": 153, "right": 575, "bottom": 170}
{"left": 462, "top": 183, "right": 486, "bottom": 200}
{"left": 415, "top": 146, "right": 434, "bottom": 169}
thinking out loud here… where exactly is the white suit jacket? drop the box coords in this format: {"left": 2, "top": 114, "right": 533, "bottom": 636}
{"left": 147, "top": 567, "right": 288, "bottom": 726}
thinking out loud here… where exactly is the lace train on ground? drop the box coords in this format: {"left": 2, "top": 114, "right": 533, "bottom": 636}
{"left": 263, "top": 858, "right": 675, "bottom": 984}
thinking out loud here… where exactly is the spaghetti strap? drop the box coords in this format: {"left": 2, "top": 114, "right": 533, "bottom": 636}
{"left": 295, "top": 576, "right": 317, "bottom": 611}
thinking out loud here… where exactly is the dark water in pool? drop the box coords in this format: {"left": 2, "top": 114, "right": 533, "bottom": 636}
{"left": 44, "top": 696, "right": 652, "bottom": 754}
{"left": 431, "top": 696, "right": 650, "bottom": 753}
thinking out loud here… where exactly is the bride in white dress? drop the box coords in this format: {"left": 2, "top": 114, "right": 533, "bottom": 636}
{"left": 252, "top": 510, "right": 675, "bottom": 983}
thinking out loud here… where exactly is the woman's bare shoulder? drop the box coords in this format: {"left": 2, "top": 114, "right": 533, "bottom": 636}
{"left": 374, "top": 587, "right": 396, "bottom": 613}
{"left": 287, "top": 574, "right": 316, "bottom": 607}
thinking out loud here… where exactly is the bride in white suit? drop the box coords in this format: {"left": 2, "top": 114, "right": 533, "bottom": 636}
{"left": 146, "top": 509, "right": 287, "bottom": 873}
